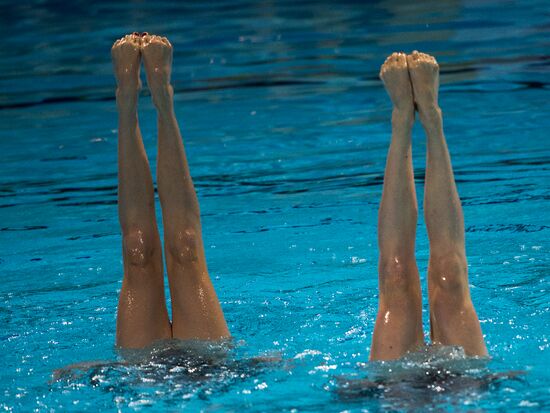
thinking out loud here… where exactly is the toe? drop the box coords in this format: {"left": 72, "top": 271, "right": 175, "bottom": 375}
{"left": 382, "top": 53, "right": 400, "bottom": 71}
{"left": 419, "top": 52, "right": 433, "bottom": 62}
{"left": 396, "top": 52, "right": 407, "bottom": 65}
{"left": 423, "top": 55, "right": 436, "bottom": 67}
{"left": 130, "top": 35, "right": 141, "bottom": 48}
{"left": 148, "top": 35, "right": 160, "bottom": 46}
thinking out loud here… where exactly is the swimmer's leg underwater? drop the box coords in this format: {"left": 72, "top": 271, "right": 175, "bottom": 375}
{"left": 112, "top": 34, "right": 172, "bottom": 348}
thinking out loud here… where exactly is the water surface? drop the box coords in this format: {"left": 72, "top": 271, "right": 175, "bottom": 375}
{"left": 1, "top": 0, "right": 549, "bottom": 411}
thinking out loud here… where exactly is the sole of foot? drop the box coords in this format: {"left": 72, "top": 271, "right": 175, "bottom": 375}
{"left": 380, "top": 52, "right": 414, "bottom": 115}
{"left": 111, "top": 34, "right": 142, "bottom": 96}
{"left": 406, "top": 51, "right": 440, "bottom": 119}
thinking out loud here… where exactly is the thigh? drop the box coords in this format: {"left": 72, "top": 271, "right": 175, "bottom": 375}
{"left": 116, "top": 231, "right": 172, "bottom": 348}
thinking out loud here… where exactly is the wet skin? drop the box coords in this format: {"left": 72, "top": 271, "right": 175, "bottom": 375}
{"left": 112, "top": 33, "right": 229, "bottom": 349}
{"left": 371, "top": 51, "right": 487, "bottom": 360}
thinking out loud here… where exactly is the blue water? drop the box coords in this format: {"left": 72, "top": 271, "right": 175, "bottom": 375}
{"left": 1, "top": 0, "right": 549, "bottom": 411}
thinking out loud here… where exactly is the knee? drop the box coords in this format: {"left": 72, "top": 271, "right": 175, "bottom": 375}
{"left": 123, "top": 229, "right": 156, "bottom": 267}
{"left": 378, "top": 256, "right": 417, "bottom": 296}
{"left": 429, "top": 252, "right": 469, "bottom": 301}
{"left": 166, "top": 228, "right": 201, "bottom": 265}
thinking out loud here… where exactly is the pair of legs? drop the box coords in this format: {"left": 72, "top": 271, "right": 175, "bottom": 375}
{"left": 370, "top": 51, "right": 487, "bottom": 360}
{"left": 112, "top": 33, "right": 229, "bottom": 349}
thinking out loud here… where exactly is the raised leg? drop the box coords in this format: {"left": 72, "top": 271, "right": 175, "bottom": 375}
{"left": 141, "top": 35, "right": 230, "bottom": 341}
{"left": 407, "top": 51, "right": 487, "bottom": 357}
{"left": 112, "top": 34, "right": 171, "bottom": 348}
{"left": 370, "top": 53, "right": 424, "bottom": 361}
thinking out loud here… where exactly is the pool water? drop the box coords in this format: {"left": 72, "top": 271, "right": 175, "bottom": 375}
{"left": 1, "top": 0, "right": 548, "bottom": 411}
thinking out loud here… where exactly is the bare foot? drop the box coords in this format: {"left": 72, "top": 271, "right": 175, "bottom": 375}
{"left": 111, "top": 34, "right": 142, "bottom": 107}
{"left": 141, "top": 34, "right": 173, "bottom": 111}
{"left": 406, "top": 51, "right": 440, "bottom": 122}
{"left": 379, "top": 52, "right": 415, "bottom": 119}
